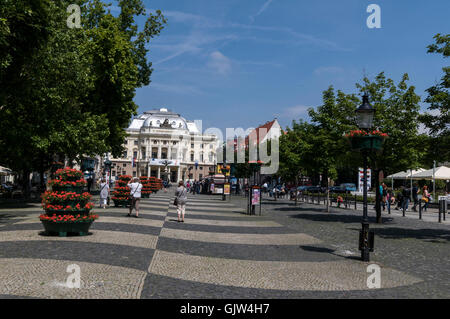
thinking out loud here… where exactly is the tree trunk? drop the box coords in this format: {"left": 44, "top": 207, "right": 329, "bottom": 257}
{"left": 295, "top": 175, "right": 298, "bottom": 206}
{"left": 326, "top": 177, "right": 330, "bottom": 213}
{"left": 21, "top": 169, "right": 31, "bottom": 200}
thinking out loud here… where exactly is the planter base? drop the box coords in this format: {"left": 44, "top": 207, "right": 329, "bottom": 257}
{"left": 41, "top": 220, "right": 93, "bottom": 236}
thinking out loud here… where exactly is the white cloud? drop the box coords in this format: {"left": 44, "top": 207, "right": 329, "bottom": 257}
{"left": 250, "top": 0, "right": 274, "bottom": 23}
{"left": 207, "top": 51, "right": 232, "bottom": 75}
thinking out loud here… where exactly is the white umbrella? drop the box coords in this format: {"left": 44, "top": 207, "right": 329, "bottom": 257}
{"left": 386, "top": 169, "right": 425, "bottom": 179}
{"left": 0, "top": 166, "right": 12, "bottom": 176}
{"left": 386, "top": 168, "right": 426, "bottom": 189}
{"left": 411, "top": 166, "right": 450, "bottom": 180}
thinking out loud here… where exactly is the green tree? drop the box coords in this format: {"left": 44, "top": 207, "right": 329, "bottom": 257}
{"left": 356, "top": 72, "right": 422, "bottom": 222}
{"left": 0, "top": 0, "right": 166, "bottom": 195}
{"left": 420, "top": 33, "right": 450, "bottom": 162}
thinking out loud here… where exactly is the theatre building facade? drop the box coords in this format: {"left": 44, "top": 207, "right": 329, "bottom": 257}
{"left": 109, "top": 108, "right": 218, "bottom": 182}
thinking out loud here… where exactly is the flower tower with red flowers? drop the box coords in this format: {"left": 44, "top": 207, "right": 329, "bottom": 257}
{"left": 111, "top": 175, "right": 132, "bottom": 207}
{"left": 140, "top": 176, "right": 152, "bottom": 198}
{"left": 41, "top": 167, "right": 98, "bottom": 236}
{"left": 147, "top": 176, "right": 159, "bottom": 193}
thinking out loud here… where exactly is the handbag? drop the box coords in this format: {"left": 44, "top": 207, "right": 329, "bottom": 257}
{"left": 173, "top": 197, "right": 178, "bottom": 206}
{"left": 422, "top": 196, "right": 428, "bottom": 203}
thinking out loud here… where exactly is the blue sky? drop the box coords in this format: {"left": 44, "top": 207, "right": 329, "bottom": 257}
{"left": 127, "top": 0, "right": 449, "bottom": 132}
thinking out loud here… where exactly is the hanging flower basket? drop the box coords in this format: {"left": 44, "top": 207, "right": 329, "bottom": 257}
{"left": 345, "top": 130, "right": 388, "bottom": 151}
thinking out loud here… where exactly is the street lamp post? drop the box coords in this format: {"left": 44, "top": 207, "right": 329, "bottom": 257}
{"left": 355, "top": 94, "right": 375, "bottom": 262}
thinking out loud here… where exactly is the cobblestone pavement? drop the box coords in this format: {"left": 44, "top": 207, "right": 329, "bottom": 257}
{"left": 0, "top": 190, "right": 448, "bottom": 298}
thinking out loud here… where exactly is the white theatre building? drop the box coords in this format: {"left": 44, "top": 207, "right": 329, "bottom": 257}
{"left": 108, "top": 108, "right": 218, "bottom": 182}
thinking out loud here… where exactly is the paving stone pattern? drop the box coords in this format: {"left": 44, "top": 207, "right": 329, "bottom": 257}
{"left": 0, "top": 190, "right": 448, "bottom": 298}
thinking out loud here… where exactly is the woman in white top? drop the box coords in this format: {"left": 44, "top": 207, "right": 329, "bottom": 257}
{"left": 127, "top": 177, "right": 143, "bottom": 218}
{"left": 99, "top": 179, "right": 110, "bottom": 209}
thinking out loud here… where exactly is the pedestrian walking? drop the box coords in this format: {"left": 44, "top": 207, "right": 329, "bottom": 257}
{"left": 412, "top": 183, "right": 420, "bottom": 211}
{"left": 402, "top": 185, "right": 411, "bottom": 211}
{"left": 175, "top": 180, "right": 187, "bottom": 222}
{"left": 127, "top": 177, "right": 143, "bottom": 218}
{"left": 381, "top": 183, "right": 387, "bottom": 211}
{"left": 99, "top": 178, "right": 109, "bottom": 209}
{"left": 422, "top": 185, "right": 430, "bottom": 212}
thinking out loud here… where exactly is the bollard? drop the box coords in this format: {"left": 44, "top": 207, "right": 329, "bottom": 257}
{"left": 418, "top": 200, "right": 422, "bottom": 219}
{"left": 354, "top": 195, "right": 357, "bottom": 210}
{"left": 438, "top": 198, "right": 446, "bottom": 223}
{"left": 402, "top": 205, "right": 406, "bottom": 217}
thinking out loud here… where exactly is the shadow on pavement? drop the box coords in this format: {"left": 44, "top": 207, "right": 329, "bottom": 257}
{"left": 369, "top": 227, "right": 450, "bottom": 242}
{"left": 288, "top": 212, "right": 394, "bottom": 224}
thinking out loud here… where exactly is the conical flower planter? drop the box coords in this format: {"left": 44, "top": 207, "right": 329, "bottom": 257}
{"left": 41, "top": 167, "right": 98, "bottom": 236}
{"left": 112, "top": 175, "right": 132, "bottom": 207}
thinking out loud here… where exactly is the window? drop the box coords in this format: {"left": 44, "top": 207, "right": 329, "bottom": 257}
{"left": 124, "top": 139, "right": 128, "bottom": 145}
{"left": 123, "top": 163, "right": 127, "bottom": 167}
{"left": 133, "top": 151, "right": 138, "bottom": 159}
{"left": 112, "top": 171, "right": 116, "bottom": 176}
{"left": 190, "top": 153, "right": 194, "bottom": 162}
{"left": 123, "top": 151, "right": 127, "bottom": 158}
{"left": 133, "top": 171, "right": 136, "bottom": 177}
{"left": 161, "top": 148, "right": 168, "bottom": 159}
{"left": 173, "top": 141, "right": 177, "bottom": 145}
{"left": 199, "top": 167, "right": 203, "bottom": 170}
{"left": 141, "top": 147, "right": 146, "bottom": 160}
{"left": 171, "top": 149, "right": 177, "bottom": 160}
{"left": 152, "top": 147, "right": 158, "bottom": 159}
{"left": 153, "top": 140, "right": 158, "bottom": 144}
{"left": 134, "top": 140, "right": 138, "bottom": 145}
{"left": 200, "top": 153, "right": 204, "bottom": 162}
{"left": 201, "top": 144, "right": 204, "bottom": 149}
{"left": 199, "top": 174, "right": 203, "bottom": 180}
{"left": 191, "top": 143, "right": 194, "bottom": 148}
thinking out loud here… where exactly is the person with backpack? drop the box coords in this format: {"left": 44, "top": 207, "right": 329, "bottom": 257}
{"left": 127, "top": 177, "right": 143, "bottom": 218}
{"left": 402, "top": 186, "right": 411, "bottom": 212}
{"left": 174, "top": 180, "right": 188, "bottom": 222}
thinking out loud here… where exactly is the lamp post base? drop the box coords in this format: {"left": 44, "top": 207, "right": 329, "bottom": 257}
{"left": 359, "top": 221, "right": 374, "bottom": 262}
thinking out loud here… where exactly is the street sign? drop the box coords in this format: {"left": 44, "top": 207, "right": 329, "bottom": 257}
{"left": 252, "top": 187, "right": 260, "bottom": 205}
{"left": 224, "top": 183, "right": 230, "bottom": 195}
{"left": 358, "top": 167, "right": 371, "bottom": 193}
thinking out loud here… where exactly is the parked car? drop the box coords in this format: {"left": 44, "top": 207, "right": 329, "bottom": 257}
{"left": 304, "top": 186, "right": 323, "bottom": 193}
{"left": 340, "top": 183, "right": 357, "bottom": 192}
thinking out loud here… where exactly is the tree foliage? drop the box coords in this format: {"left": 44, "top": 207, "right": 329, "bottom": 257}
{"left": 0, "top": 0, "right": 166, "bottom": 192}
{"left": 420, "top": 33, "right": 450, "bottom": 162}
